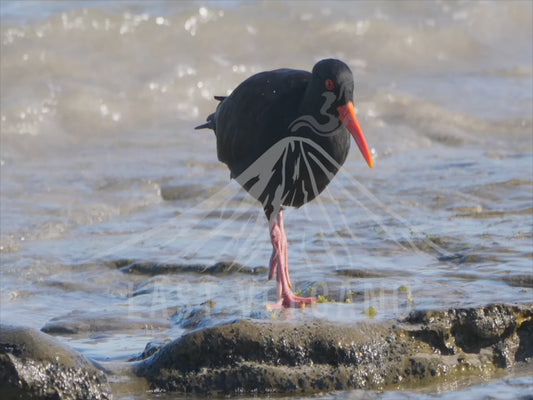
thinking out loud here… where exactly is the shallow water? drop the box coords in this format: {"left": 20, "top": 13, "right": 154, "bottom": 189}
{"left": 1, "top": 1, "right": 532, "bottom": 398}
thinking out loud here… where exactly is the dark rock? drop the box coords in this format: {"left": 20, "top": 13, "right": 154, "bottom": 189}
{"left": 172, "top": 305, "right": 213, "bottom": 330}
{"left": 136, "top": 303, "right": 532, "bottom": 395}
{"left": 516, "top": 318, "right": 533, "bottom": 362}
{"left": 159, "top": 183, "right": 207, "bottom": 201}
{"left": 129, "top": 340, "right": 167, "bottom": 361}
{"left": 404, "top": 304, "right": 524, "bottom": 353}
{"left": 158, "top": 181, "right": 225, "bottom": 202}
{"left": 0, "top": 325, "right": 111, "bottom": 400}
{"left": 41, "top": 309, "right": 170, "bottom": 334}
{"left": 4, "top": 303, "right": 530, "bottom": 398}
{"left": 109, "top": 259, "right": 268, "bottom": 276}
{"left": 335, "top": 269, "right": 386, "bottom": 278}
{"left": 500, "top": 275, "right": 533, "bottom": 289}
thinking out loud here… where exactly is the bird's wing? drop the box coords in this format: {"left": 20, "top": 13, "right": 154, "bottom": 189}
{"left": 214, "top": 68, "right": 311, "bottom": 178}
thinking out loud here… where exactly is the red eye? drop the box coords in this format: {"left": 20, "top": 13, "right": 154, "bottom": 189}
{"left": 325, "top": 78, "right": 335, "bottom": 91}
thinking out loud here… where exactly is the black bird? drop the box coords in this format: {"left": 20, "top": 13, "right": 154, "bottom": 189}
{"left": 196, "top": 59, "right": 373, "bottom": 309}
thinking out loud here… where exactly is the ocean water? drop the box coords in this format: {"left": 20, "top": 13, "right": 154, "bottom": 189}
{"left": 0, "top": 1, "right": 532, "bottom": 398}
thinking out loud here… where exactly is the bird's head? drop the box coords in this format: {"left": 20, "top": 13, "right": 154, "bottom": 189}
{"left": 312, "top": 59, "right": 373, "bottom": 168}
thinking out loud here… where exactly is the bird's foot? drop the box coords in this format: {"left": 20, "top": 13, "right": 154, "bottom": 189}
{"left": 265, "top": 290, "right": 316, "bottom": 310}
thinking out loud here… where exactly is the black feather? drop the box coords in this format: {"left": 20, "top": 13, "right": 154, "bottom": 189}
{"left": 195, "top": 112, "right": 215, "bottom": 130}
{"left": 195, "top": 96, "right": 227, "bottom": 130}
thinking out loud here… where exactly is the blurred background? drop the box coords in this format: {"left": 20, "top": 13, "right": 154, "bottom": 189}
{"left": 0, "top": 1, "right": 532, "bottom": 396}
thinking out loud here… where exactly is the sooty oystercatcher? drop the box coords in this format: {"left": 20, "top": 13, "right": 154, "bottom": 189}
{"left": 196, "top": 59, "right": 373, "bottom": 309}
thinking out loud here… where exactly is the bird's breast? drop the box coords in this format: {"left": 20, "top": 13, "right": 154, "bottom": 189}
{"left": 236, "top": 133, "right": 349, "bottom": 212}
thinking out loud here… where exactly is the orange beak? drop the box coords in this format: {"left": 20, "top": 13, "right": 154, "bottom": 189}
{"left": 337, "top": 102, "right": 373, "bottom": 168}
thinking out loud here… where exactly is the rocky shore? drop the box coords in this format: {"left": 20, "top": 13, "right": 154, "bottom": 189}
{"left": 1, "top": 303, "right": 531, "bottom": 399}
{"left": 0, "top": 325, "right": 111, "bottom": 399}
{"left": 137, "top": 303, "right": 532, "bottom": 394}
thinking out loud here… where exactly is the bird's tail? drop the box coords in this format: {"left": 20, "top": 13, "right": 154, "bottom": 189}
{"left": 195, "top": 96, "right": 226, "bottom": 131}
{"left": 194, "top": 113, "right": 216, "bottom": 130}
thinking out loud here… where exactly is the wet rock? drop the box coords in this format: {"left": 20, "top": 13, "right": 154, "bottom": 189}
{"left": 0, "top": 324, "right": 111, "bottom": 400}
{"left": 109, "top": 259, "right": 267, "bottom": 276}
{"left": 41, "top": 309, "right": 170, "bottom": 334}
{"left": 335, "top": 268, "right": 387, "bottom": 278}
{"left": 159, "top": 183, "right": 207, "bottom": 201}
{"left": 445, "top": 273, "right": 533, "bottom": 289}
{"left": 129, "top": 340, "right": 167, "bottom": 361}
{"left": 159, "top": 181, "right": 225, "bottom": 201}
{"left": 404, "top": 304, "right": 525, "bottom": 353}
{"left": 172, "top": 304, "right": 215, "bottom": 330}
{"left": 500, "top": 275, "right": 533, "bottom": 289}
{"left": 136, "top": 303, "right": 532, "bottom": 395}
{"left": 516, "top": 318, "right": 533, "bottom": 363}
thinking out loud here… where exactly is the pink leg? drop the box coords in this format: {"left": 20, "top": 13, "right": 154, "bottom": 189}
{"left": 266, "top": 210, "right": 316, "bottom": 310}
{"left": 268, "top": 246, "right": 278, "bottom": 281}
{"left": 278, "top": 211, "right": 292, "bottom": 290}
{"left": 267, "top": 211, "right": 290, "bottom": 289}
